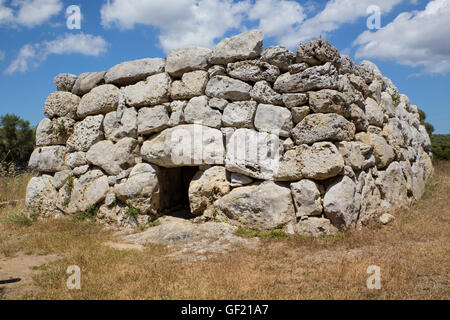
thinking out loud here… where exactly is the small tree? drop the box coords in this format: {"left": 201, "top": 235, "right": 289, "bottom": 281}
{"left": 0, "top": 114, "right": 35, "bottom": 167}
{"left": 417, "top": 109, "right": 434, "bottom": 136}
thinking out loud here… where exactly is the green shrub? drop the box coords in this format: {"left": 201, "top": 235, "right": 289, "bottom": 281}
{"left": 431, "top": 134, "right": 450, "bottom": 161}
{"left": 0, "top": 212, "right": 35, "bottom": 227}
{"left": 73, "top": 205, "right": 99, "bottom": 222}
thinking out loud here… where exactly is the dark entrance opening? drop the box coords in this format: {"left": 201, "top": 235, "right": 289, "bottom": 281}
{"left": 158, "top": 166, "right": 199, "bottom": 219}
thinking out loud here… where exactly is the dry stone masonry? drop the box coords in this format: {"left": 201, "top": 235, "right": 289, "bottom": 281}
{"left": 26, "top": 30, "right": 433, "bottom": 237}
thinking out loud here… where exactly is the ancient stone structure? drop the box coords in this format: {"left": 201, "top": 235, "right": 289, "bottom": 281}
{"left": 26, "top": 30, "right": 433, "bottom": 236}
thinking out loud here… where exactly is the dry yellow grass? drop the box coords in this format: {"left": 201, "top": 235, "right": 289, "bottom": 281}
{"left": 0, "top": 161, "right": 449, "bottom": 300}
{"left": 0, "top": 173, "right": 31, "bottom": 203}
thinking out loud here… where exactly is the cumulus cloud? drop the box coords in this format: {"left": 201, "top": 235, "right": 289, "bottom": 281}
{"left": 5, "top": 33, "right": 108, "bottom": 74}
{"left": 354, "top": 0, "right": 450, "bottom": 74}
{"left": 0, "top": 0, "right": 62, "bottom": 27}
{"left": 101, "top": 0, "right": 251, "bottom": 52}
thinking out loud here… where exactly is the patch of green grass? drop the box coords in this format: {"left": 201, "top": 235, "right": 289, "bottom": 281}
{"left": 147, "top": 220, "right": 161, "bottom": 228}
{"left": 390, "top": 93, "right": 400, "bottom": 107}
{"left": 73, "top": 205, "right": 99, "bottom": 222}
{"left": 56, "top": 122, "right": 68, "bottom": 137}
{"left": 127, "top": 204, "right": 139, "bottom": 218}
{"left": 64, "top": 175, "right": 74, "bottom": 191}
{"left": 0, "top": 212, "right": 35, "bottom": 227}
{"left": 235, "top": 227, "right": 287, "bottom": 239}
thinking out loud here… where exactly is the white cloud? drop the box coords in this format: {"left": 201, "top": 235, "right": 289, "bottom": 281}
{"left": 279, "top": 0, "right": 403, "bottom": 48}
{"left": 354, "top": 0, "right": 450, "bottom": 74}
{"left": 0, "top": 50, "right": 5, "bottom": 61}
{"left": 0, "top": 0, "right": 62, "bottom": 27}
{"left": 101, "top": 0, "right": 251, "bottom": 52}
{"left": 5, "top": 33, "right": 108, "bottom": 74}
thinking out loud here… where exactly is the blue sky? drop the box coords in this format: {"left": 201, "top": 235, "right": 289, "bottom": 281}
{"left": 0, "top": 0, "right": 449, "bottom": 133}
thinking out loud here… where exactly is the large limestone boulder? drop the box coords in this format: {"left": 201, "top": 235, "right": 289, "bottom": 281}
{"left": 296, "top": 217, "right": 338, "bottom": 237}
{"left": 282, "top": 93, "right": 308, "bottom": 108}
{"left": 365, "top": 97, "right": 384, "bottom": 127}
{"left": 188, "top": 166, "right": 230, "bottom": 216}
{"left": 104, "top": 58, "right": 165, "bottom": 86}
{"left": 165, "top": 47, "right": 211, "bottom": 77}
{"left": 65, "top": 151, "right": 87, "bottom": 169}
{"left": 137, "top": 105, "right": 170, "bottom": 134}
{"left": 375, "top": 161, "right": 410, "bottom": 209}
{"left": 274, "top": 62, "right": 339, "bottom": 93}
{"left": 222, "top": 101, "right": 257, "bottom": 129}
{"left": 254, "top": 104, "right": 293, "bottom": 137}
{"left": 336, "top": 141, "right": 374, "bottom": 171}
{"left": 170, "top": 70, "right": 208, "bottom": 100}
{"left": 28, "top": 146, "right": 66, "bottom": 173}
{"left": 104, "top": 107, "right": 138, "bottom": 141}
{"left": 72, "top": 71, "right": 106, "bottom": 96}
{"left": 292, "top": 113, "right": 355, "bottom": 145}
{"left": 67, "top": 170, "right": 109, "bottom": 213}
{"left": 86, "top": 137, "right": 138, "bottom": 175}
{"left": 36, "top": 117, "right": 75, "bottom": 146}
{"left": 209, "top": 30, "right": 263, "bottom": 65}
{"left": 355, "top": 132, "right": 395, "bottom": 169}
{"left": 54, "top": 73, "right": 77, "bottom": 92}
{"left": 215, "top": 181, "right": 295, "bottom": 231}
{"left": 141, "top": 124, "right": 224, "bottom": 167}
{"left": 226, "top": 60, "right": 280, "bottom": 83}
{"left": 77, "top": 84, "right": 120, "bottom": 118}
{"left": 114, "top": 163, "right": 160, "bottom": 216}
{"left": 43, "top": 91, "right": 80, "bottom": 119}
{"left": 225, "top": 128, "right": 280, "bottom": 180}
{"left": 309, "top": 89, "right": 352, "bottom": 118}
{"left": 358, "top": 170, "right": 388, "bottom": 225}
{"left": 205, "top": 75, "right": 252, "bottom": 101}
{"left": 184, "top": 96, "right": 222, "bottom": 128}
{"left": 123, "top": 73, "right": 171, "bottom": 107}
{"left": 324, "top": 176, "right": 360, "bottom": 230}
{"left": 261, "top": 46, "right": 295, "bottom": 71}
{"left": 26, "top": 175, "right": 60, "bottom": 217}
{"left": 296, "top": 39, "right": 341, "bottom": 66}
{"left": 250, "top": 81, "right": 283, "bottom": 105}
{"left": 290, "top": 179, "right": 322, "bottom": 217}
{"left": 66, "top": 115, "right": 104, "bottom": 152}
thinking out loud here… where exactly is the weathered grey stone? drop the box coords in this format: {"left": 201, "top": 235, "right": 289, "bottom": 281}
{"left": 355, "top": 60, "right": 383, "bottom": 83}
{"left": 290, "top": 179, "right": 322, "bottom": 217}
{"left": 254, "top": 104, "right": 292, "bottom": 137}
{"left": 298, "top": 142, "right": 344, "bottom": 180}
{"left": 222, "top": 101, "right": 257, "bottom": 129}
{"left": 355, "top": 132, "right": 395, "bottom": 169}
{"left": 296, "top": 40, "right": 341, "bottom": 66}
{"left": 36, "top": 117, "right": 75, "bottom": 146}
{"left": 274, "top": 62, "right": 339, "bottom": 93}
{"left": 208, "top": 65, "right": 226, "bottom": 78}
{"left": 72, "top": 71, "right": 106, "bottom": 96}
{"left": 227, "top": 60, "right": 280, "bottom": 82}
{"left": 292, "top": 113, "right": 355, "bottom": 145}
{"left": 250, "top": 81, "right": 283, "bottom": 105}
{"left": 379, "top": 213, "right": 395, "bottom": 225}
{"left": 365, "top": 97, "right": 384, "bottom": 127}
{"left": 350, "top": 104, "right": 369, "bottom": 131}
{"left": 288, "top": 63, "right": 309, "bottom": 74}
{"left": 309, "top": 89, "right": 352, "bottom": 118}
{"left": 225, "top": 128, "right": 280, "bottom": 180}
{"left": 26, "top": 175, "right": 60, "bottom": 217}
{"left": 188, "top": 166, "right": 230, "bottom": 216}
{"left": 184, "top": 96, "right": 222, "bottom": 128}
{"left": 77, "top": 84, "right": 120, "bottom": 118}
{"left": 123, "top": 73, "right": 171, "bottom": 107}
{"left": 336, "top": 141, "right": 371, "bottom": 171}
{"left": 141, "top": 124, "right": 224, "bottom": 168}
{"left": 296, "top": 217, "right": 337, "bottom": 237}
{"left": 53, "top": 170, "right": 72, "bottom": 190}
{"left": 67, "top": 170, "right": 109, "bottom": 213}
{"left": 170, "top": 70, "right": 208, "bottom": 100}
{"left": 65, "top": 152, "right": 87, "bottom": 169}
{"left": 359, "top": 170, "right": 388, "bottom": 225}
{"left": 215, "top": 181, "right": 295, "bottom": 231}
{"left": 291, "top": 106, "right": 310, "bottom": 124}
{"left": 114, "top": 163, "right": 160, "bottom": 216}
{"left": 205, "top": 75, "right": 252, "bottom": 101}
{"left": 168, "top": 100, "right": 186, "bottom": 126}
{"left": 282, "top": 93, "right": 308, "bottom": 108}
{"left": 43, "top": 91, "right": 80, "bottom": 119}
{"left": 104, "top": 107, "right": 138, "bottom": 141}
{"left": 324, "top": 176, "right": 360, "bottom": 230}
{"left": 72, "top": 164, "right": 89, "bottom": 177}
{"left": 105, "top": 58, "right": 165, "bottom": 86}
{"left": 339, "top": 55, "right": 356, "bottom": 75}
{"left": 375, "top": 161, "right": 410, "bottom": 209}
{"left": 166, "top": 47, "right": 211, "bottom": 77}
{"left": 209, "top": 30, "right": 263, "bottom": 65}
{"left": 66, "top": 115, "right": 104, "bottom": 152}
{"left": 261, "top": 46, "right": 295, "bottom": 71}
{"left": 209, "top": 97, "right": 228, "bottom": 111}
{"left": 28, "top": 146, "right": 66, "bottom": 173}
{"left": 54, "top": 73, "right": 77, "bottom": 92}
{"left": 368, "top": 79, "right": 382, "bottom": 104}
{"left": 137, "top": 105, "right": 170, "bottom": 134}
{"left": 230, "top": 172, "right": 253, "bottom": 187}
{"left": 86, "top": 137, "right": 137, "bottom": 176}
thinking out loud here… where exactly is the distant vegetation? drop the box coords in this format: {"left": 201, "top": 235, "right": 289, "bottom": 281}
{"left": 0, "top": 114, "right": 35, "bottom": 168}
{"left": 431, "top": 134, "right": 450, "bottom": 161}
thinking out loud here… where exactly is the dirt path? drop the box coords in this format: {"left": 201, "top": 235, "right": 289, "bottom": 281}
{"left": 0, "top": 253, "right": 60, "bottom": 299}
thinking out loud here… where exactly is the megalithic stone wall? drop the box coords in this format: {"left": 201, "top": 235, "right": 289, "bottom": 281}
{"left": 25, "top": 30, "right": 433, "bottom": 236}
